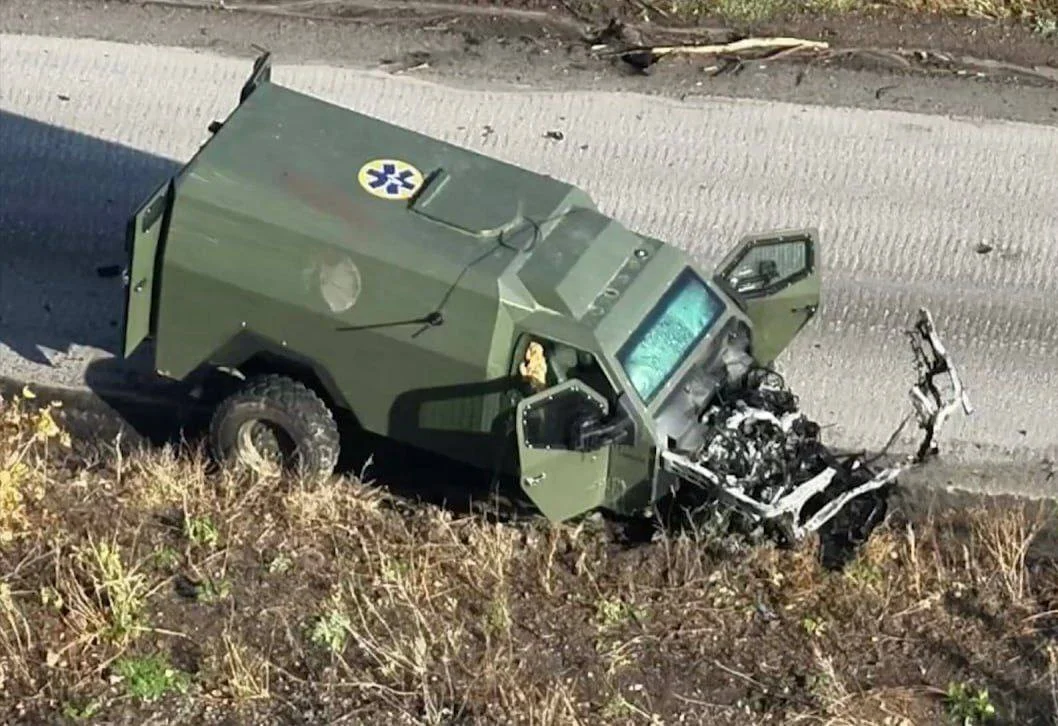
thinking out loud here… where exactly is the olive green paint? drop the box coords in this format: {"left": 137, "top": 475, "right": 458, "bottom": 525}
{"left": 122, "top": 53, "right": 822, "bottom": 521}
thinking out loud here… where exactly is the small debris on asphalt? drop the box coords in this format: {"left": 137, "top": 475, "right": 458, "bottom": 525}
{"left": 875, "top": 84, "right": 899, "bottom": 99}
{"left": 57, "top": 93, "right": 69, "bottom": 101}
{"left": 975, "top": 242, "right": 994, "bottom": 255}
{"left": 381, "top": 50, "right": 431, "bottom": 75}
{"left": 544, "top": 130, "right": 564, "bottom": 141}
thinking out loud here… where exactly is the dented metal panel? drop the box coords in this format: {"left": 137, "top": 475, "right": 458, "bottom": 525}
{"left": 121, "top": 52, "right": 975, "bottom": 554}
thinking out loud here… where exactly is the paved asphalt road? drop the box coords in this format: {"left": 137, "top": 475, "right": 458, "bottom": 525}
{"left": 1, "top": 33, "right": 1057, "bottom": 491}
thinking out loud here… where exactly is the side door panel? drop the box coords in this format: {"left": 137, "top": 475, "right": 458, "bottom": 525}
{"left": 122, "top": 178, "right": 175, "bottom": 359}
{"left": 515, "top": 379, "right": 612, "bottom": 522}
{"left": 713, "top": 228, "right": 820, "bottom": 366}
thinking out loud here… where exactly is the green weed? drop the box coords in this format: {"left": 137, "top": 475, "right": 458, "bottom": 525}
{"left": 113, "top": 653, "right": 191, "bottom": 703}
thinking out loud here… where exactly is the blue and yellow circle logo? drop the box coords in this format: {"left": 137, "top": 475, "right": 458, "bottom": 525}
{"left": 357, "top": 158, "right": 423, "bottom": 200}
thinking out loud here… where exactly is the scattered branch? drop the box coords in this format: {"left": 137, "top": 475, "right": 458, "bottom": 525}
{"left": 593, "top": 35, "right": 830, "bottom": 59}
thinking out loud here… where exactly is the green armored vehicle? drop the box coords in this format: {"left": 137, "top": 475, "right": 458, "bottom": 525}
{"left": 121, "top": 53, "right": 971, "bottom": 541}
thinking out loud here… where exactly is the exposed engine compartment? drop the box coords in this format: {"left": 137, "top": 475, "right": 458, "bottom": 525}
{"left": 661, "top": 308, "right": 973, "bottom": 567}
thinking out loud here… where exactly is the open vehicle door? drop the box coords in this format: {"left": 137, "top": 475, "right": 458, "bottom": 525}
{"left": 122, "top": 52, "right": 273, "bottom": 361}
{"left": 121, "top": 178, "right": 174, "bottom": 359}
{"left": 714, "top": 228, "right": 820, "bottom": 366}
{"left": 514, "top": 379, "right": 612, "bottom": 522}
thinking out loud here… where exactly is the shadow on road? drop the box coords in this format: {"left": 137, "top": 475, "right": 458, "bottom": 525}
{"left": 0, "top": 111, "right": 519, "bottom": 516}
{"left": 0, "top": 112, "right": 633, "bottom": 530}
{"left": 0, "top": 110, "right": 179, "bottom": 364}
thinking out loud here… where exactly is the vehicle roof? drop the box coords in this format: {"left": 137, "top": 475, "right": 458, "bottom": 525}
{"left": 177, "top": 79, "right": 655, "bottom": 322}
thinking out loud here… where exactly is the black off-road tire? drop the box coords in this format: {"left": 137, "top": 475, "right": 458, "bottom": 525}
{"left": 208, "top": 374, "right": 340, "bottom": 480}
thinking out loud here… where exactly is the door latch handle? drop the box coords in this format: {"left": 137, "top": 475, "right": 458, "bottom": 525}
{"left": 524, "top": 473, "right": 547, "bottom": 487}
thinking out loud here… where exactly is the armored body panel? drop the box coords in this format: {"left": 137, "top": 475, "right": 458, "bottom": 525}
{"left": 123, "top": 63, "right": 695, "bottom": 467}
{"left": 123, "top": 53, "right": 883, "bottom": 527}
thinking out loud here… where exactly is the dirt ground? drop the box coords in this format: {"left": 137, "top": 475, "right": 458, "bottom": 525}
{"left": 1, "top": 2, "right": 1056, "bottom": 724}
{"left": 434, "top": 0, "right": 1058, "bottom": 68}
{"left": 6, "top": 0, "right": 1057, "bottom": 126}
{"left": 132, "top": 0, "right": 1058, "bottom": 77}
{"left": 1, "top": 389, "right": 1056, "bottom": 725}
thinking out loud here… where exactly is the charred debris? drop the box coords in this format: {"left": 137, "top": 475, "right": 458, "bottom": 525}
{"left": 658, "top": 308, "right": 974, "bottom": 571}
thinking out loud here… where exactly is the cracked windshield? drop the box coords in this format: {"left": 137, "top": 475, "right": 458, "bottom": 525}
{"left": 618, "top": 269, "right": 725, "bottom": 402}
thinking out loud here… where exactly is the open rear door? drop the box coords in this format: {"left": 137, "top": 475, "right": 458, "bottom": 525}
{"left": 121, "top": 178, "right": 174, "bottom": 359}
{"left": 121, "top": 51, "right": 272, "bottom": 360}
{"left": 714, "top": 228, "right": 820, "bottom": 366}
{"left": 514, "top": 379, "right": 612, "bottom": 522}
{"left": 240, "top": 51, "right": 272, "bottom": 103}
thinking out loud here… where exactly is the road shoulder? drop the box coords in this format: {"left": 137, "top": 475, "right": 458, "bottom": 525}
{"left": 2, "top": 0, "right": 1056, "bottom": 124}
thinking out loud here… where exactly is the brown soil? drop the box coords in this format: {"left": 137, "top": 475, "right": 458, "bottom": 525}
{"left": 2, "top": 391, "right": 1057, "bottom": 725}
{"left": 148, "top": 0, "right": 1058, "bottom": 78}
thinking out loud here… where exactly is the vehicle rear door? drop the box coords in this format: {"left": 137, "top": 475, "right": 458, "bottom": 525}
{"left": 122, "top": 179, "right": 174, "bottom": 358}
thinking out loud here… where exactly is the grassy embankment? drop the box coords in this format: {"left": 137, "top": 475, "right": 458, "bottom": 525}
{"left": 1, "top": 387, "right": 1056, "bottom": 725}
{"left": 562, "top": 0, "right": 1058, "bottom": 35}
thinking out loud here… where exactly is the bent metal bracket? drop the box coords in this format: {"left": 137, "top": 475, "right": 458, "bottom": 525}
{"left": 661, "top": 307, "right": 975, "bottom": 546}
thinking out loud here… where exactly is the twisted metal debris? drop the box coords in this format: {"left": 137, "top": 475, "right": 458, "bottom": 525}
{"left": 662, "top": 308, "right": 973, "bottom": 562}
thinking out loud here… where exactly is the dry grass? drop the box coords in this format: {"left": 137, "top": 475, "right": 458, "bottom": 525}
{"left": 1, "top": 385, "right": 1056, "bottom": 725}
{"left": 574, "top": 0, "right": 1058, "bottom": 28}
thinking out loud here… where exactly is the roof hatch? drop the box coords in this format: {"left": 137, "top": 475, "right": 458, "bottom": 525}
{"left": 409, "top": 167, "right": 523, "bottom": 237}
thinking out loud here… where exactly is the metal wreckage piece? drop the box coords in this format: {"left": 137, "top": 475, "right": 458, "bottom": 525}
{"left": 660, "top": 308, "right": 974, "bottom": 549}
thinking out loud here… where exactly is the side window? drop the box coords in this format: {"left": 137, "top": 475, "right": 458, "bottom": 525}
{"left": 522, "top": 385, "right": 606, "bottom": 450}
{"left": 515, "top": 338, "right": 552, "bottom": 392}
{"left": 725, "top": 238, "right": 810, "bottom": 296}
{"left": 513, "top": 336, "right": 616, "bottom": 401}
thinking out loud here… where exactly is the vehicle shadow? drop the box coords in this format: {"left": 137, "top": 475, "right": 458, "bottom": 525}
{"left": 0, "top": 109, "right": 520, "bottom": 518}
{"left": 77, "top": 347, "right": 531, "bottom": 521}
{"left": 0, "top": 111, "right": 180, "bottom": 365}
{"left": 82, "top": 355, "right": 526, "bottom": 521}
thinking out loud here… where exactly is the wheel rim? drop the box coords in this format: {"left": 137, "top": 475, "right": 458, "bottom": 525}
{"left": 235, "top": 419, "right": 299, "bottom": 476}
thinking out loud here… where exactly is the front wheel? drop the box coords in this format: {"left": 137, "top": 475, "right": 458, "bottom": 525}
{"left": 208, "top": 374, "right": 340, "bottom": 480}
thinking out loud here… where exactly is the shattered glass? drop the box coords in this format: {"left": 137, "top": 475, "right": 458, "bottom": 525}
{"left": 618, "top": 269, "right": 724, "bottom": 402}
